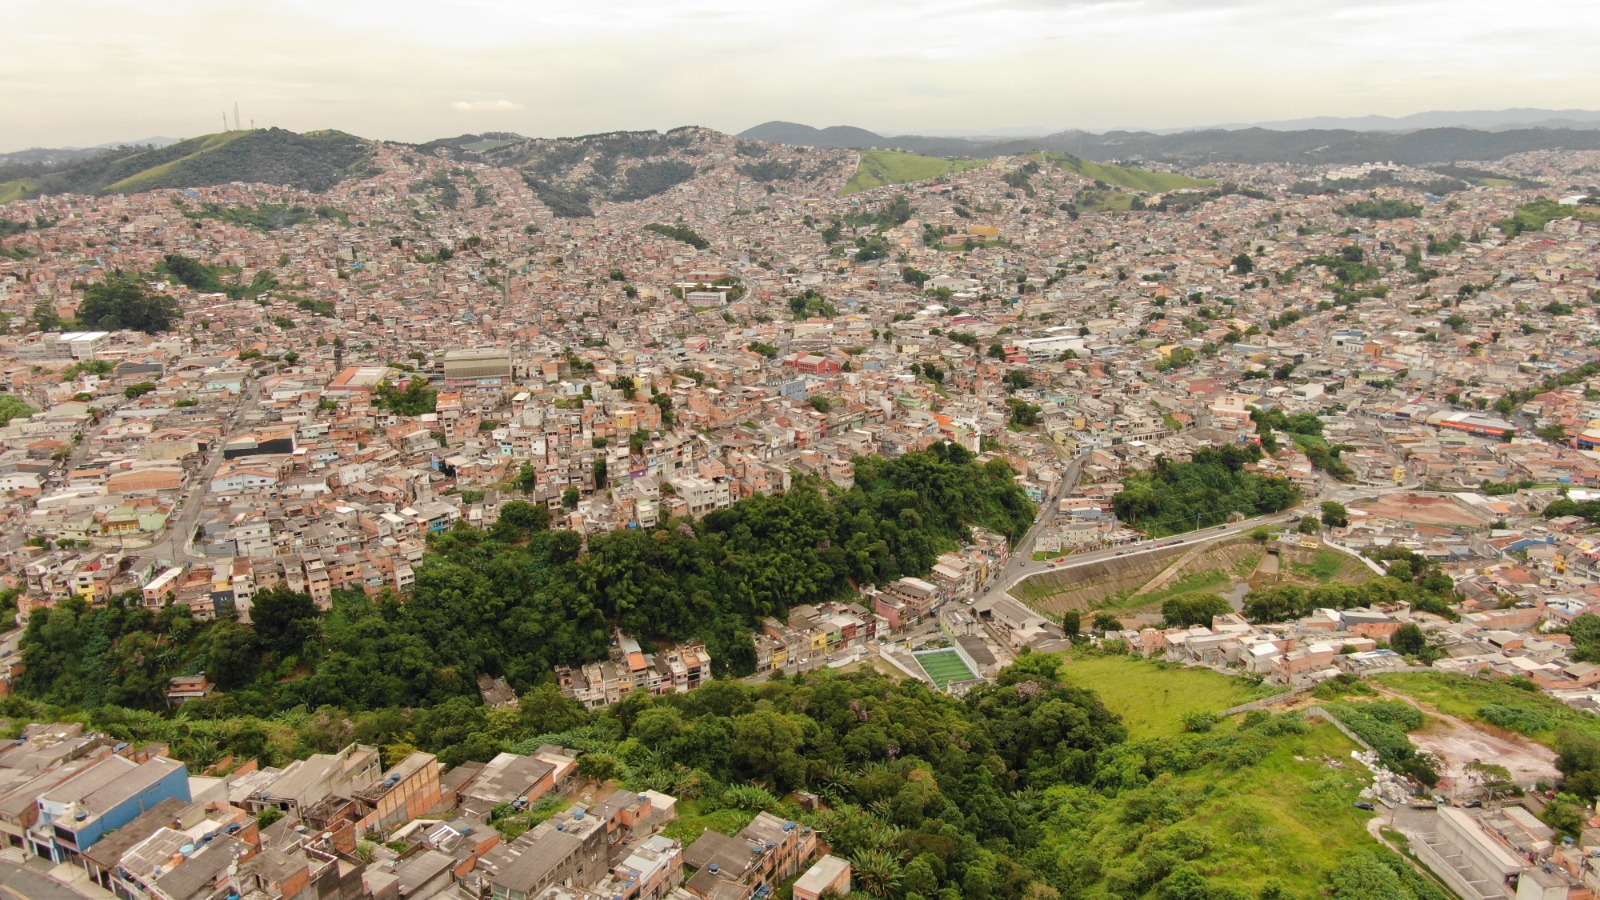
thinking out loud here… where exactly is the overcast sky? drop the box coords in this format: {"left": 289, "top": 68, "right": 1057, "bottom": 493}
{"left": 4, "top": 0, "right": 1597, "bottom": 150}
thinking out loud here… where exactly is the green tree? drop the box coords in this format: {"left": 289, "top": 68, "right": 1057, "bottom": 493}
{"left": 1062, "top": 610, "right": 1081, "bottom": 638}
{"left": 1161, "top": 592, "right": 1231, "bottom": 628}
{"left": 78, "top": 271, "right": 182, "bottom": 333}
{"left": 249, "top": 587, "right": 320, "bottom": 660}
{"left": 1321, "top": 501, "right": 1349, "bottom": 528}
{"left": 1390, "top": 623, "right": 1426, "bottom": 656}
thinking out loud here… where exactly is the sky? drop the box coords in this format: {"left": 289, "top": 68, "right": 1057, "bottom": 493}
{"left": 3, "top": 0, "right": 1598, "bottom": 150}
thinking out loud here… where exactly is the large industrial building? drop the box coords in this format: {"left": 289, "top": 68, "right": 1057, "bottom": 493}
{"left": 442, "top": 347, "right": 513, "bottom": 380}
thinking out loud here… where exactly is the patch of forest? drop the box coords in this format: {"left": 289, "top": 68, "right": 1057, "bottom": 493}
{"left": 1110, "top": 444, "right": 1300, "bottom": 537}
{"left": 15, "top": 444, "right": 1033, "bottom": 713}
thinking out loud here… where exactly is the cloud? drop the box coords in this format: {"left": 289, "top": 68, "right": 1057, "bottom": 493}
{"left": 451, "top": 99, "right": 523, "bottom": 113}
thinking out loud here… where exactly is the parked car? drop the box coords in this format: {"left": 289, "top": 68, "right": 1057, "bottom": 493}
{"left": 1354, "top": 802, "right": 1375, "bottom": 811}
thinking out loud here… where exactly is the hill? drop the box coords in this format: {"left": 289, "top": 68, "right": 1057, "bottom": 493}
{"left": 0, "top": 128, "right": 373, "bottom": 200}
{"left": 1045, "top": 151, "right": 1212, "bottom": 192}
{"left": 413, "top": 127, "right": 847, "bottom": 217}
{"left": 740, "top": 121, "right": 884, "bottom": 148}
{"left": 841, "top": 149, "right": 987, "bottom": 195}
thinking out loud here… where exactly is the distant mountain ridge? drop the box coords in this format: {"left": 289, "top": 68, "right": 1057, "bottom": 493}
{"left": 737, "top": 120, "right": 1600, "bottom": 165}
{"left": 1204, "top": 108, "right": 1600, "bottom": 134}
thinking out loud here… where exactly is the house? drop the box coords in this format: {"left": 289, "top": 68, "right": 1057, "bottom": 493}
{"left": 351, "top": 751, "right": 441, "bottom": 833}
{"left": 459, "top": 752, "right": 556, "bottom": 820}
{"left": 681, "top": 812, "right": 817, "bottom": 900}
{"left": 475, "top": 801, "right": 610, "bottom": 900}
{"left": 164, "top": 675, "right": 213, "bottom": 706}
{"left": 30, "top": 755, "right": 191, "bottom": 863}
{"left": 245, "top": 743, "right": 380, "bottom": 818}
{"left": 792, "top": 855, "right": 851, "bottom": 900}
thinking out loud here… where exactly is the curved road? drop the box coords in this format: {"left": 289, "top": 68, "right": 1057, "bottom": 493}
{"left": 988, "top": 508, "right": 1302, "bottom": 603}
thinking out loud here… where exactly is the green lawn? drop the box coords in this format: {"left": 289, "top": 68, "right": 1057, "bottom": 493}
{"left": 1057, "top": 651, "right": 1274, "bottom": 739}
{"left": 1046, "top": 152, "right": 1213, "bottom": 193}
{"left": 840, "top": 150, "right": 986, "bottom": 195}
{"left": 1375, "top": 671, "right": 1600, "bottom": 747}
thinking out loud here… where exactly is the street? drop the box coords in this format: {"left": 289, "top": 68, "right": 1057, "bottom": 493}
{"left": 987, "top": 508, "right": 1303, "bottom": 603}
{"left": 0, "top": 856, "right": 102, "bottom": 899}
{"left": 144, "top": 375, "right": 265, "bottom": 566}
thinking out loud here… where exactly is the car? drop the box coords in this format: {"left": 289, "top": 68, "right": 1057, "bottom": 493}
{"left": 1115, "top": 550, "right": 1127, "bottom": 556}
{"left": 1462, "top": 799, "right": 1483, "bottom": 809}
{"left": 1354, "top": 802, "right": 1375, "bottom": 811}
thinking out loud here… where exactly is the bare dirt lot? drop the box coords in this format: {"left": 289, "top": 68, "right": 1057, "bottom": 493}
{"left": 1353, "top": 492, "right": 1490, "bottom": 527}
{"left": 1370, "top": 685, "right": 1559, "bottom": 790}
{"left": 1409, "top": 716, "right": 1559, "bottom": 790}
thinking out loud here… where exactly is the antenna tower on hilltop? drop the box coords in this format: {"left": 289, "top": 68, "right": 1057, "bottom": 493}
{"left": 233, "top": 102, "right": 240, "bottom": 132}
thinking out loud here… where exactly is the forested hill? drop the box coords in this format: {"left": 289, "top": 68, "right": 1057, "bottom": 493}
{"left": 0, "top": 129, "right": 373, "bottom": 200}
{"left": 16, "top": 442, "right": 1033, "bottom": 713}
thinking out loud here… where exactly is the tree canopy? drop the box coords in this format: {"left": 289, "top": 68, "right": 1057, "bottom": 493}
{"left": 77, "top": 271, "right": 182, "bottom": 333}
{"left": 1111, "top": 445, "right": 1299, "bottom": 537}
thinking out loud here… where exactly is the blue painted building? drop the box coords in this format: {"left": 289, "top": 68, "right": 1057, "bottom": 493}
{"left": 30, "top": 756, "right": 190, "bottom": 863}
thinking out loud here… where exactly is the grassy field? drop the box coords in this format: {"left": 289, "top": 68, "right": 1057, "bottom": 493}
{"left": 1114, "top": 568, "right": 1234, "bottom": 611}
{"left": 1135, "top": 720, "right": 1385, "bottom": 896}
{"left": 1048, "top": 648, "right": 1421, "bottom": 896}
{"left": 840, "top": 150, "right": 986, "bottom": 195}
{"left": 1078, "top": 190, "right": 1136, "bottom": 212}
{"left": 1046, "top": 152, "right": 1212, "bottom": 193}
{"left": 1057, "top": 651, "right": 1274, "bottom": 739}
{"left": 1375, "top": 671, "right": 1600, "bottom": 747}
{"left": 0, "top": 180, "right": 39, "bottom": 203}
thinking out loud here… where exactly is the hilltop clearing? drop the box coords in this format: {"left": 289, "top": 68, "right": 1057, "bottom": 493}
{"left": 841, "top": 149, "right": 988, "bottom": 195}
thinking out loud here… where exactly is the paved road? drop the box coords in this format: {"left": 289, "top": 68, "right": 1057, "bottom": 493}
{"left": 971, "top": 451, "right": 1089, "bottom": 603}
{"left": 146, "top": 376, "right": 264, "bottom": 566}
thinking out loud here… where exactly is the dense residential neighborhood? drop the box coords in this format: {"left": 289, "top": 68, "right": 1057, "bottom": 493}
{"left": 3, "top": 123, "right": 1600, "bottom": 897}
